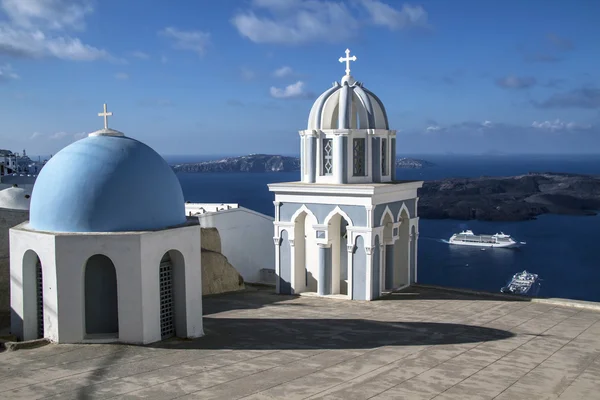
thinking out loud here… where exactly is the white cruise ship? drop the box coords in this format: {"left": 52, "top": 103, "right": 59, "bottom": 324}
{"left": 448, "top": 230, "right": 524, "bottom": 248}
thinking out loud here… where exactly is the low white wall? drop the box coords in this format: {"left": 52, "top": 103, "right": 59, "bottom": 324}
{"left": 193, "top": 207, "right": 274, "bottom": 284}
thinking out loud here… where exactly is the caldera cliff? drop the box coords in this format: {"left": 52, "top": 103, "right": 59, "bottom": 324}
{"left": 418, "top": 172, "right": 600, "bottom": 221}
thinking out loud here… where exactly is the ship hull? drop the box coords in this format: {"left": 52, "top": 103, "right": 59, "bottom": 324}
{"left": 448, "top": 240, "right": 520, "bottom": 248}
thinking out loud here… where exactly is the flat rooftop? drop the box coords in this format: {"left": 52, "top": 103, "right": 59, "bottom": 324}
{"left": 1, "top": 285, "right": 599, "bottom": 399}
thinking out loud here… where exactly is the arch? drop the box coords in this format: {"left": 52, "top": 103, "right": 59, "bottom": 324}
{"left": 159, "top": 250, "right": 187, "bottom": 339}
{"left": 326, "top": 211, "right": 350, "bottom": 296}
{"left": 21, "top": 250, "right": 43, "bottom": 340}
{"left": 324, "top": 206, "right": 354, "bottom": 227}
{"left": 292, "top": 209, "right": 318, "bottom": 293}
{"left": 291, "top": 204, "right": 317, "bottom": 225}
{"left": 394, "top": 207, "right": 411, "bottom": 288}
{"left": 379, "top": 205, "right": 394, "bottom": 227}
{"left": 396, "top": 202, "right": 411, "bottom": 223}
{"left": 84, "top": 254, "right": 118, "bottom": 337}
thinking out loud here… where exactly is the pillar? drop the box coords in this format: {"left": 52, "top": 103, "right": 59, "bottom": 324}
{"left": 391, "top": 138, "right": 397, "bottom": 181}
{"left": 306, "top": 135, "right": 316, "bottom": 183}
{"left": 317, "top": 244, "right": 331, "bottom": 295}
{"left": 385, "top": 244, "right": 394, "bottom": 290}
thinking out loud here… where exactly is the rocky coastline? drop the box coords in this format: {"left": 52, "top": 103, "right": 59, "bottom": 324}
{"left": 418, "top": 172, "right": 600, "bottom": 221}
{"left": 171, "top": 154, "right": 435, "bottom": 173}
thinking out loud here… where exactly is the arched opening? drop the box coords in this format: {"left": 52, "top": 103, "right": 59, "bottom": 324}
{"left": 21, "top": 250, "right": 43, "bottom": 340}
{"left": 293, "top": 210, "right": 318, "bottom": 293}
{"left": 410, "top": 226, "right": 417, "bottom": 284}
{"left": 381, "top": 212, "right": 394, "bottom": 290}
{"left": 84, "top": 255, "right": 118, "bottom": 337}
{"left": 352, "top": 236, "right": 366, "bottom": 300}
{"left": 394, "top": 210, "right": 411, "bottom": 288}
{"left": 159, "top": 250, "right": 187, "bottom": 339}
{"left": 372, "top": 235, "right": 381, "bottom": 299}
{"left": 327, "top": 213, "right": 350, "bottom": 296}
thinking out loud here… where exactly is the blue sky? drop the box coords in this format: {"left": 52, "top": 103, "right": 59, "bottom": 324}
{"left": 0, "top": 0, "right": 599, "bottom": 157}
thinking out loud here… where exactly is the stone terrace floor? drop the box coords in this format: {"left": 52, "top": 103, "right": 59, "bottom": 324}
{"left": 1, "top": 285, "right": 600, "bottom": 400}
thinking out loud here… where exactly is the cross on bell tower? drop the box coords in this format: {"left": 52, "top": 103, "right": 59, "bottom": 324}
{"left": 338, "top": 48, "right": 357, "bottom": 76}
{"left": 98, "top": 103, "right": 113, "bottom": 130}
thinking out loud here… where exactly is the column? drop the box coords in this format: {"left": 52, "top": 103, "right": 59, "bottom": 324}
{"left": 273, "top": 237, "right": 281, "bottom": 293}
{"left": 391, "top": 138, "right": 397, "bottom": 181}
{"left": 346, "top": 244, "right": 355, "bottom": 299}
{"left": 385, "top": 244, "right": 394, "bottom": 290}
{"left": 333, "top": 135, "right": 345, "bottom": 183}
{"left": 306, "top": 135, "right": 316, "bottom": 183}
{"left": 317, "top": 244, "right": 331, "bottom": 295}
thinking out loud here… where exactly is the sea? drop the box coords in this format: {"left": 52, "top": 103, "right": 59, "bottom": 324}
{"left": 165, "top": 154, "right": 600, "bottom": 303}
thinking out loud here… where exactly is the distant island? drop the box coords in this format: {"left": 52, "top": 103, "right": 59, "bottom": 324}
{"left": 418, "top": 172, "right": 600, "bottom": 221}
{"left": 171, "top": 154, "right": 435, "bottom": 173}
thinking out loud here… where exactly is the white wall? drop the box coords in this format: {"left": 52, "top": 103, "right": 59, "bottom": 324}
{"left": 194, "top": 207, "right": 275, "bottom": 284}
{"left": 10, "top": 222, "right": 202, "bottom": 344}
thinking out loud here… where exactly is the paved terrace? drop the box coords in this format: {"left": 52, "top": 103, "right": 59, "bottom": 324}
{"left": 1, "top": 286, "right": 600, "bottom": 400}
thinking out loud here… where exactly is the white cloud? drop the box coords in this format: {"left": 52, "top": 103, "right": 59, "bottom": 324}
{"left": 425, "top": 125, "right": 441, "bottom": 132}
{"left": 232, "top": 0, "right": 359, "bottom": 44}
{"left": 531, "top": 119, "right": 592, "bottom": 131}
{"left": 270, "top": 80, "right": 307, "bottom": 99}
{"left": 30, "top": 131, "right": 42, "bottom": 139}
{"left": 240, "top": 67, "right": 256, "bottom": 80}
{"left": 231, "top": 0, "right": 430, "bottom": 44}
{"left": 114, "top": 72, "right": 129, "bottom": 80}
{"left": 131, "top": 51, "right": 150, "bottom": 60}
{"left": 0, "top": 0, "right": 93, "bottom": 31}
{"left": 273, "top": 66, "right": 293, "bottom": 78}
{"left": 49, "top": 131, "right": 69, "bottom": 140}
{"left": 0, "top": 63, "right": 19, "bottom": 81}
{"left": 0, "top": 24, "right": 111, "bottom": 60}
{"left": 482, "top": 120, "right": 493, "bottom": 127}
{"left": 159, "top": 27, "right": 211, "bottom": 56}
{"left": 359, "top": 0, "right": 429, "bottom": 30}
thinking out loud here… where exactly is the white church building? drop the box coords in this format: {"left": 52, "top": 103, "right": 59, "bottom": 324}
{"left": 10, "top": 106, "right": 203, "bottom": 344}
{"left": 270, "top": 50, "right": 423, "bottom": 301}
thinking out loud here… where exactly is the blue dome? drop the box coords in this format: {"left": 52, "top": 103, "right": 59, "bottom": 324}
{"left": 30, "top": 134, "right": 186, "bottom": 233}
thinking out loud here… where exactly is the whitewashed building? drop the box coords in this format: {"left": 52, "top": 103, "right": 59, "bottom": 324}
{"left": 10, "top": 106, "right": 203, "bottom": 344}
{"left": 269, "top": 50, "right": 424, "bottom": 301}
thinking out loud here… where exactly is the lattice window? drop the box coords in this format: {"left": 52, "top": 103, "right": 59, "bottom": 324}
{"left": 322, "top": 138, "right": 333, "bottom": 175}
{"left": 381, "top": 138, "right": 388, "bottom": 176}
{"left": 353, "top": 138, "right": 366, "bottom": 176}
{"left": 36, "top": 260, "right": 43, "bottom": 339}
{"left": 159, "top": 256, "right": 175, "bottom": 339}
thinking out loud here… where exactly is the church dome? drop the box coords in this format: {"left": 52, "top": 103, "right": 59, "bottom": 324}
{"left": 29, "top": 131, "right": 186, "bottom": 233}
{"left": 307, "top": 76, "right": 389, "bottom": 131}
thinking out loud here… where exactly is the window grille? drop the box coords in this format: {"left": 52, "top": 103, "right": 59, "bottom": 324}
{"left": 322, "top": 138, "right": 333, "bottom": 175}
{"left": 353, "top": 138, "right": 366, "bottom": 176}
{"left": 36, "top": 260, "right": 43, "bottom": 339}
{"left": 159, "top": 256, "right": 175, "bottom": 339}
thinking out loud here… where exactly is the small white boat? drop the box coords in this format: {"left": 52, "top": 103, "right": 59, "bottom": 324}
{"left": 448, "top": 230, "right": 524, "bottom": 248}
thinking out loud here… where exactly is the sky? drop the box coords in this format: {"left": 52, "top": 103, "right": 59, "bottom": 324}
{"left": 0, "top": 0, "right": 599, "bottom": 157}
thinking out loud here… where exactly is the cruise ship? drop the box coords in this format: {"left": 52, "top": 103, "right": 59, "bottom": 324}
{"left": 448, "top": 230, "right": 524, "bottom": 248}
{"left": 501, "top": 270, "right": 540, "bottom": 296}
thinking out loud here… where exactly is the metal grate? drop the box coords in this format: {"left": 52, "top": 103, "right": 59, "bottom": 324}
{"left": 322, "top": 138, "right": 333, "bottom": 175}
{"left": 36, "top": 260, "right": 43, "bottom": 339}
{"left": 159, "top": 257, "right": 175, "bottom": 339}
{"left": 353, "top": 138, "right": 365, "bottom": 176}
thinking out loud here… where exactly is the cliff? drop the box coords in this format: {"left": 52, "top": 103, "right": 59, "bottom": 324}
{"left": 172, "top": 154, "right": 434, "bottom": 173}
{"left": 418, "top": 172, "right": 600, "bottom": 221}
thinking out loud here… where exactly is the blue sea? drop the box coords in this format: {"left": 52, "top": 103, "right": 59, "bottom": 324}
{"left": 166, "top": 154, "right": 600, "bottom": 303}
